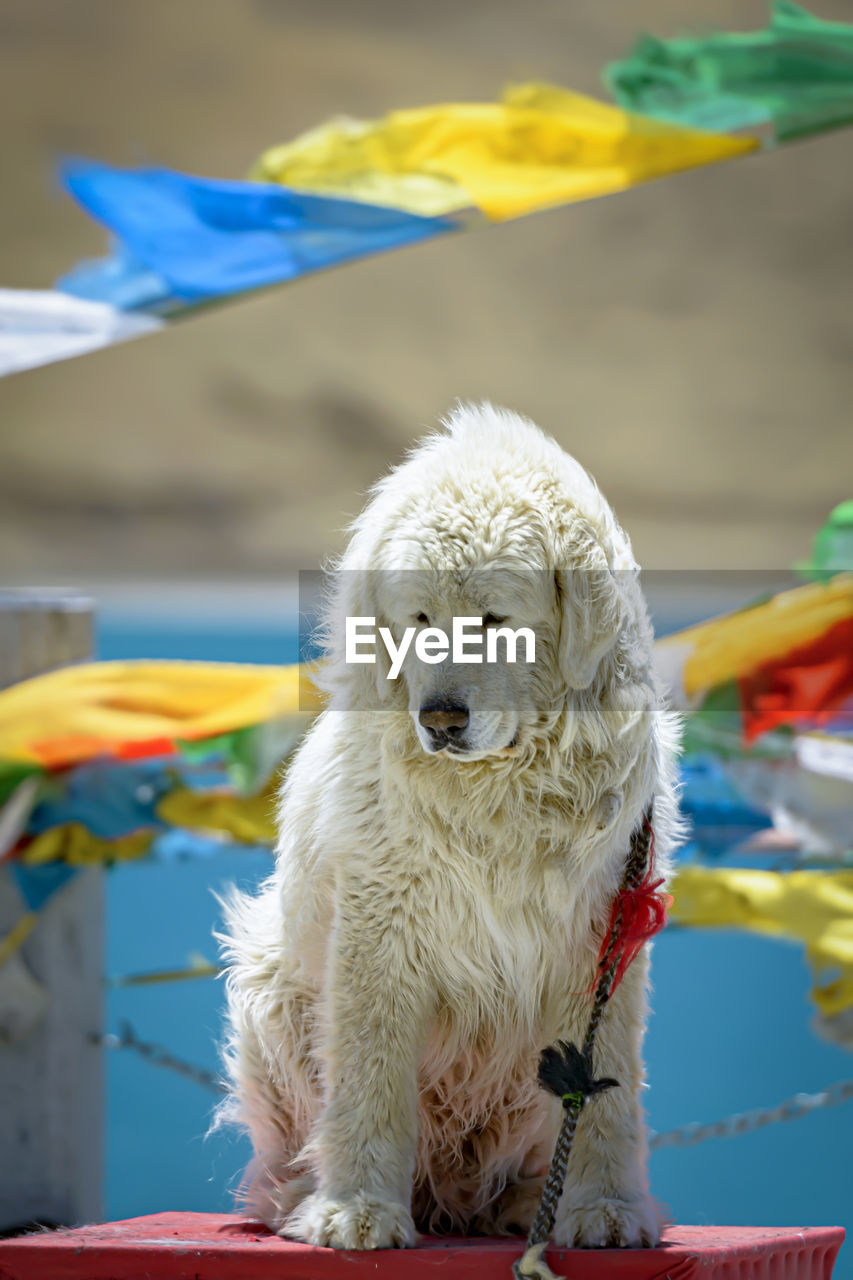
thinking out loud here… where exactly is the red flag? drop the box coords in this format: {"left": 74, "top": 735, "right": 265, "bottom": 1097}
{"left": 740, "top": 616, "right": 853, "bottom": 743}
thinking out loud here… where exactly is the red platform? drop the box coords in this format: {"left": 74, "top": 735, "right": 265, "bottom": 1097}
{"left": 0, "top": 1213, "right": 844, "bottom": 1280}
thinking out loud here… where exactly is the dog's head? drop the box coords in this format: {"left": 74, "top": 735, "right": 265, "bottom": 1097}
{"left": 322, "top": 404, "right": 645, "bottom": 762}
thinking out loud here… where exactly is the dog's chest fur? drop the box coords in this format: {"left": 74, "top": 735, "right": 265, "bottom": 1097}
{"left": 379, "top": 791, "right": 615, "bottom": 1050}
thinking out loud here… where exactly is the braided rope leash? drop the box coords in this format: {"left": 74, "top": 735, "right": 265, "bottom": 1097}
{"left": 513, "top": 810, "right": 662, "bottom": 1280}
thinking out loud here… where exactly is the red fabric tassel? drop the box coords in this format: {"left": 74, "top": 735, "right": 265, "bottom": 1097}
{"left": 595, "top": 823, "right": 671, "bottom": 994}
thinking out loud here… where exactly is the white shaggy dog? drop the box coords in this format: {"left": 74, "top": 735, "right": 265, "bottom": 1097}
{"left": 219, "top": 404, "right": 682, "bottom": 1250}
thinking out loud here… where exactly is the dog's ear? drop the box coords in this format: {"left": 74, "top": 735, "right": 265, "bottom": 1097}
{"left": 324, "top": 564, "right": 393, "bottom": 704}
{"left": 555, "top": 521, "right": 624, "bottom": 691}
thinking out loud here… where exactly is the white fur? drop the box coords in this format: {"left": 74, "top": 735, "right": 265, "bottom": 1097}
{"left": 218, "top": 404, "right": 683, "bottom": 1249}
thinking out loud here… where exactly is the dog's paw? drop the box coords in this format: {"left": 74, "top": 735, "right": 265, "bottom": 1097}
{"left": 554, "top": 1193, "right": 661, "bottom": 1249}
{"left": 283, "top": 1191, "right": 417, "bottom": 1249}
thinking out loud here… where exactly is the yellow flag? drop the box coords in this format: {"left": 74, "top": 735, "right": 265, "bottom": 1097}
{"left": 656, "top": 574, "right": 853, "bottom": 703}
{"left": 0, "top": 661, "right": 319, "bottom": 767}
{"left": 157, "top": 785, "right": 278, "bottom": 844}
{"left": 671, "top": 865, "right": 853, "bottom": 1016}
{"left": 253, "top": 84, "right": 757, "bottom": 222}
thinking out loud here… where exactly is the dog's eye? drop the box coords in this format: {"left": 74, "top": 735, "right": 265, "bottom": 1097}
{"left": 415, "top": 612, "right": 429, "bottom": 625}
{"left": 482, "top": 613, "right": 506, "bottom": 628}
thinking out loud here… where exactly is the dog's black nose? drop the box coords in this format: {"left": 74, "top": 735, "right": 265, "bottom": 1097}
{"left": 419, "top": 702, "right": 469, "bottom": 739}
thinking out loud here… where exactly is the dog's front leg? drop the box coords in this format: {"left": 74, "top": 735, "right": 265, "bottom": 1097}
{"left": 284, "top": 880, "right": 431, "bottom": 1249}
{"left": 553, "top": 948, "right": 662, "bottom": 1249}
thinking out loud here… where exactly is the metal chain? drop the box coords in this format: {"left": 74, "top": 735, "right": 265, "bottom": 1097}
{"left": 649, "top": 1077, "right": 853, "bottom": 1150}
{"left": 90, "top": 1021, "right": 226, "bottom": 1094}
{"left": 92, "top": 1034, "right": 853, "bottom": 1153}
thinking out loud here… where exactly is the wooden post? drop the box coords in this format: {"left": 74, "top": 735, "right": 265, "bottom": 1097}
{"left": 0, "top": 590, "right": 102, "bottom": 1229}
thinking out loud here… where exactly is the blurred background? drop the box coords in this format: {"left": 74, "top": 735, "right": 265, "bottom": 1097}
{"left": 1, "top": 0, "right": 852, "bottom": 580}
{"left": 0, "top": 0, "right": 852, "bottom": 1271}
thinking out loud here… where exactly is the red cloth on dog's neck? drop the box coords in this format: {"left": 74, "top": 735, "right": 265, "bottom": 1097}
{"left": 596, "top": 822, "right": 671, "bottom": 994}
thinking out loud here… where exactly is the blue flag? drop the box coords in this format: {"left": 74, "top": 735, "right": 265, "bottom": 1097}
{"left": 58, "top": 160, "right": 456, "bottom": 309}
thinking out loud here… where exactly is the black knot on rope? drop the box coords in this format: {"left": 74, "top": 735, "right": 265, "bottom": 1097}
{"left": 536, "top": 1040, "right": 620, "bottom": 1111}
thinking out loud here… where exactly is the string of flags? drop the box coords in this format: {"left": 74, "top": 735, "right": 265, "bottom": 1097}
{"left": 3, "top": 1, "right": 853, "bottom": 377}
{"left": 1, "top": 507, "right": 852, "bottom": 1037}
